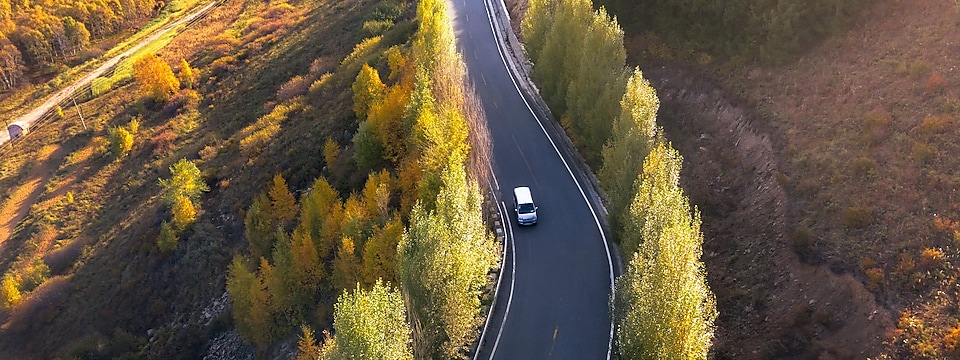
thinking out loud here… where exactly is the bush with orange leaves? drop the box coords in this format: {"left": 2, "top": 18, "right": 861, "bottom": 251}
{"left": 919, "top": 248, "right": 945, "bottom": 270}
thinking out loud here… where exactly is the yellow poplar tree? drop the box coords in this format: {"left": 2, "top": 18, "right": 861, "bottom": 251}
{"left": 600, "top": 68, "right": 659, "bottom": 236}
{"left": 178, "top": 58, "right": 196, "bottom": 89}
{"left": 613, "top": 143, "right": 717, "bottom": 360}
{"left": 134, "top": 54, "right": 180, "bottom": 102}
{"left": 352, "top": 63, "right": 386, "bottom": 120}
{"left": 323, "top": 280, "right": 413, "bottom": 359}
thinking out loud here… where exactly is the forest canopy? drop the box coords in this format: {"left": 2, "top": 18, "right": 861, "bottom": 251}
{"left": 0, "top": 0, "right": 162, "bottom": 90}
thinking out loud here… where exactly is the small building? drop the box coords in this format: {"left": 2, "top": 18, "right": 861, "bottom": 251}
{"left": 7, "top": 124, "right": 24, "bottom": 139}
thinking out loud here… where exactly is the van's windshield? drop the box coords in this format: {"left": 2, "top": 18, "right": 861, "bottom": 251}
{"left": 518, "top": 203, "right": 535, "bottom": 214}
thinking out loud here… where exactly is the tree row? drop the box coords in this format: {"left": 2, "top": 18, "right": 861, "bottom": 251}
{"left": 522, "top": 0, "right": 717, "bottom": 358}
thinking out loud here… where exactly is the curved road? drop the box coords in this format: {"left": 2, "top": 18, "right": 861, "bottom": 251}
{"left": 449, "top": 0, "right": 616, "bottom": 359}
{"left": 1, "top": 1, "right": 217, "bottom": 145}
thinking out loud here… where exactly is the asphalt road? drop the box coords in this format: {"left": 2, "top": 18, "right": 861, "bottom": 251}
{"left": 448, "top": 0, "right": 616, "bottom": 359}
{"left": 1, "top": 1, "right": 217, "bottom": 146}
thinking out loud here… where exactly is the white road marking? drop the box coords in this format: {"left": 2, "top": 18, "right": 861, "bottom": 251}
{"left": 477, "top": 0, "right": 616, "bottom": 359}
{"left": 489, "top": 200, "right": 517, "bottom": 360}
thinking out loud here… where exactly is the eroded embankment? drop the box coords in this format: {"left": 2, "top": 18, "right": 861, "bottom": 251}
{"left": 647, "top": 66, "right": 892, "bottom": 359}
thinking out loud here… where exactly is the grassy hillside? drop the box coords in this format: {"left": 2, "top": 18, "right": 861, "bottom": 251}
{"left": 599, "top": 0, "right": 960, "bottom": 357}
{"left": 0, "top": 0, "right": 414, "bottom": 357}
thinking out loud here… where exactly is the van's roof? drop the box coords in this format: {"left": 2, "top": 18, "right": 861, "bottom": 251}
{"left": 513, "top": 186, "right": 533, "bottom": 204}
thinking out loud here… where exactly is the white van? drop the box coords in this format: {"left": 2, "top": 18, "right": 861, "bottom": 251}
{"left": 513, "top": 186, "right": 538, "bottom": 225}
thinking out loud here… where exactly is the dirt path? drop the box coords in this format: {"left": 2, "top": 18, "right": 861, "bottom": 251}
{"left": 0, "top": 1, "right": 218, "bottom": 145}
{"left": 0, "top": 145, "right": 67, "bottom": 246}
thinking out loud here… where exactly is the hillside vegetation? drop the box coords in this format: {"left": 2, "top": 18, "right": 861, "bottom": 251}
{"left": 225, "top": 0, "right": 499, "bottom": 357}
{"left": 595, "top": 0, "right": 960, "bottom": 358}
{"left": 0, "top": 0, "right": 197, "bottom": 89}
{"left": 0, "top": 0, "right": 446, "bottom": 357}
{"left": 603, "top": 0, "right": 877, "bottom": 63}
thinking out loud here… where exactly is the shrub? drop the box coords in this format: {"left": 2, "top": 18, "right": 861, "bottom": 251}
{"left": 917, "top": 115, "right": 951, "bottom": 135}
{"left": 108, "top": 126, "right": 134, "bottom": 159}
{"left": 945, "top": 325, "right": 960, "bottom": 356}
{"left": 925, "top": 73, "right": 947, "bottom": 94}
{"left": 841, "top": 206, "right": 872, "bottom": 229}
{"left": 860, "top": 108, "right": 892, "bottom": 146}
{"left": 918, "top": 248, "right": 944, "bottom": 270}
{"left": 865, "top": 267, "right": 884, "bottom": 291}
{"left": 896, "top": 253, "right": 916, "bottom": 274}
{"left": 792, "top": 226, "right": 814, "bottom": 253}
{"left": 309, "top": 73, "right": 333, "bottom": 94}
{"left": 151, "top": 129, "right": 177, "bottom": 157}
{"left": 278, "top": 75, "right": 310, "bottom": 101}
{"left": 910, "top": 62, "right": 931, "bottom": 79}
{"left": 850, "top": 156, "right": 876, "bottom": 178}
{"left": 1, "top": 273, "right": 21, "bottom": 310}
{"left": 21, "top": 258, "right": 50, "bottom": 292}
{"left": 362, "top": 20, "right": 394, "bottom": 37}
{"left": 158, "top": 222, "right": 178, "bottom": 253}
{"left": 162, "top": 89, "right": 202, "bottom": 116}
{"left": 911, "top": 142, "right": 935, "bottom": 165}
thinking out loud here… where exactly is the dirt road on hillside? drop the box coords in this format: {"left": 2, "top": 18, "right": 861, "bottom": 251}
{"left": 0, "top": 1, "right": 218, "bottom": 146}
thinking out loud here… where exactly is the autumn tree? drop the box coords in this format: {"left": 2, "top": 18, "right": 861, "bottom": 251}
{"left": 290, "top": 227, "right": 323, "bottom": 311}
{"left": 332, "top": 237, "right": 360, "bottom": 294}
{"left": 564, "top": 5, "right": 626, "bottom": 158}
{"left": 599, "top": 68, "right": 659, "bottom": 234}
{"left": 353, "top": 119, "right": 384, "bottom": 170}
{"left": 262, "top": 239, "right": 295, "bottom": 324}
{"left": 0, "top": 272, "right": 20, "bottom": 310}
{"left": 268, "top": 173, "right": 299, "bottom": 231}
{"left": 397, "top": 162, "right": 500, "bottom": 358}
{"left": 178, "top": 58, "right": 196, "bottom": 89}
{"left": 245, "top": 193, "right": 277, "bottom": 262}
{"left": 361, "top": 170, "right": 392, "bottom": 226}
{"left": 521, "top": 0, "right": 632, "bottom": 165}
{"left": 612, "top": 143, "right": 717, "bottom": 359}
{"left": 134, "top": 54, "right": 179, "bottom": 102}
{"left": 322, "top": 280, "right": 413, "bottom": 359}
{"left": 108, "top": 125, "right": 133, "bottom": 159}
{"left": 377, "top": 81, "right": 414, "bottom": 162}
{"left": 352, "top": 63, "right": 386, "bottom": 120}
{"left": 361, "top": 217, "right": 402, "bottom": 288}
{"left": 226, "top": 256, "right": 276, "bottom": 349}
{"left": 297, "top": 325, "right": 322, "bottom": 360}
{"left": 170, "top": 194, "right": 198, "bottom": 230}
{"left": 0, "top": 32, "right": 24, "bottom": 90}
{"left": 295, "top": 176, "right": 342, "bottom": 261}
{"left": 323, "top": 138, "right": 340, "bottom": 172}
{"left": 157, "top": 221, "right": 178, "bottom": 253}
{"left": 156, "top": 158, "right": 208, "bottom": 251}
{"left": 158, "top": 158, "right": 209, "bottom": 206}
{"left": 61, "top": 16, "right": 89, "bottom": 55}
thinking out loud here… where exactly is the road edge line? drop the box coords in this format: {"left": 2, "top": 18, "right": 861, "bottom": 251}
{"left": 480, "top": 1, "right": 615, "bottom": 359}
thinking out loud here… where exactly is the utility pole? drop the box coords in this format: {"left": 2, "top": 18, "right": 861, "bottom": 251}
{"left": 73, "top": 96, "right": 87, "bottom": 130}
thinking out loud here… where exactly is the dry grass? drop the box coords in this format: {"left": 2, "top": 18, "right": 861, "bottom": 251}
{"left": 731, "top": 0, "right": 960, "bottom": 356}
{"left": 0, "top": 0, "right": 399, "bottom": 356}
